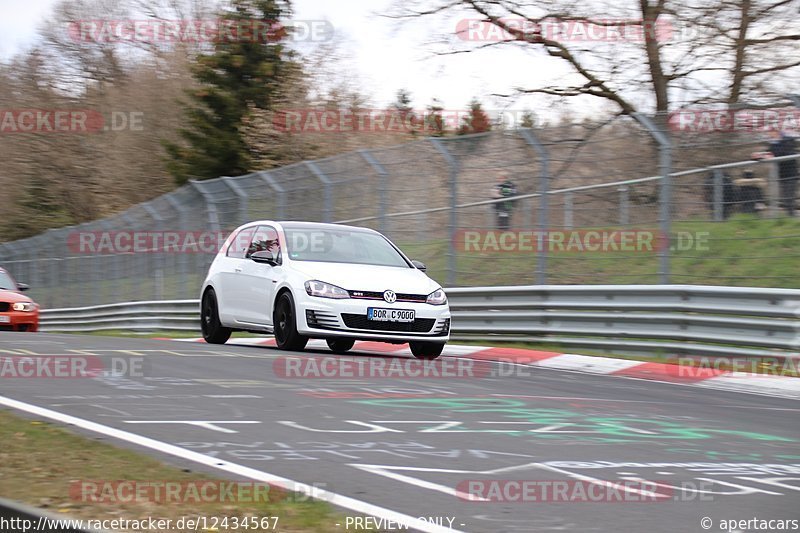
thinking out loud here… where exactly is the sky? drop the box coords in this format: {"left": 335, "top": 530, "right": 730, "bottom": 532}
{"left": 0, "top": 0, "right": 59, "bottom": 58}
{"left": 0, "top": 0, "right": 562, "bottom": 118}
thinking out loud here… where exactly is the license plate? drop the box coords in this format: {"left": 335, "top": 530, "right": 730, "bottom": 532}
{"left": 367, "top": 308, "right": 415, "bottom": 322}
{"left": 0, "top": 316, "right": 9, "bottom": 323}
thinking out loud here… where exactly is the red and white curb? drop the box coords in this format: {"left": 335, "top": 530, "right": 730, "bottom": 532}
{"left": 159, "top": 337, "right": 800, "bottom": 400}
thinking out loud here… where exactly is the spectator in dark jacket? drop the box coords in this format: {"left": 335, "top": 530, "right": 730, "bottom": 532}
{"left": 754, "top": 131, "right": 798, "bottom": 216}
{"left": 491, "top": 174, "right": 518, "bottom": 230}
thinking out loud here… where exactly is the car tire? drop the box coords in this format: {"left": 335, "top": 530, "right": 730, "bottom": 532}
{"left": 273, "top": 292, "right": 308, "bottom": 351}
{"left": 410, "top": 341, "right": 445, "bottom": 360}
{"left": 201, "top": 289, "right": 232, "bottom": 344}
{"left": 327, "top": 338, "right": 356, "bottom": 354}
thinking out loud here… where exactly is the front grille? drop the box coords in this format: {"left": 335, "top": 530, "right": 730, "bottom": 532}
{"left": 306, "top": 309, "right": 340, "bottom": 329}
{"left": 348, "top": 290, "right": 427, "bottom": 303}
{"left": 342, "top": 313, "right": 435, "bottom": 333}
{"left": 0, "top": 303, "right": 9, "bottom": 312}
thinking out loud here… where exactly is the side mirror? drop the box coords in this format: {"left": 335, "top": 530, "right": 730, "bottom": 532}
{"left": 411, "top": 260, "right": 427, "bottom": 272}
{"left": 17, "top": 283, "right": 29, "bottom": 291}
{"left": 250, "top": 250, "right": 278, "bottom": 266}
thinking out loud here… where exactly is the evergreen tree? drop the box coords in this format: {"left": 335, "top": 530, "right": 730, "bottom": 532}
{"left": 520, "top": 110, "right": 536, "bottom": 128}
{"left": 425, "top": 98, "right": 446, "bottom": 137}
{"left": 457, "top": 98, "right": 491, "bottom": 135}
{"left": 164, "top": 0, "right": 292, "bottom": 184}
{"left": 391, "top": 88, "right": 418, "bottom": 134}
{"left": 392, "top": 88, "right": 413, "bottom": 114}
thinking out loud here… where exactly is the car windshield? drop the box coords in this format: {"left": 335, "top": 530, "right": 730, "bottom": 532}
{"left": 283, "top": 228, "right": 411, "bottom": 268}
{"left": 0, "top": 270, "right": 16, "bottom": 290}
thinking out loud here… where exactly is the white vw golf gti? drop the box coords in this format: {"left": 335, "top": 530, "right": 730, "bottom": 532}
{"left": 200, "top": 221, "right": 451, "bottom": 358}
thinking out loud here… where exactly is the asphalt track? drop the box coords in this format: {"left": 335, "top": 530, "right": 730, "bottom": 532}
{"left": 1, "top": 332, "right": 799, "bottom": 533}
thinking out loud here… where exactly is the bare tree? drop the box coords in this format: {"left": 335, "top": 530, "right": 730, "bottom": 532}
{"left": 392, "top": 0, "right": 800, "bottom": 115}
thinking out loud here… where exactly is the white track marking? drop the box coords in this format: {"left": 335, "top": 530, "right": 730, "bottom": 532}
{"left": 123, "top": 420, "right": 261, "bottom": 434}
{"left": 0, "top": 394, "right": 462, "bottom": 533}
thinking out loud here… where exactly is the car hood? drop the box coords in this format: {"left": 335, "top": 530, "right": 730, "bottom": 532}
{"left": 288, "top": 261, "right": 441, "bottom": 294}
{"left": 0, "top": 289, "right": 34, "bottom": 303}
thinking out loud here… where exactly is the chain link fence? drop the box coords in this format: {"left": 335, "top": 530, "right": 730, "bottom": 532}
{"left": 1, "top": 110, "right": 799, "bottom": 308}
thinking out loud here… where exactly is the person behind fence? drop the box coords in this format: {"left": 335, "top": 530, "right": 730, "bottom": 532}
{"left": 734, "top": 170, "right": 766, "bottom": 214}
{"left": 753, "top": 130, "right": 798, "bottom": 216}
{"left": 491, "top": 174, "right": 518, "bottom": 230}
{"left": 702, "top": 170, "right": 736, "bottom": 220}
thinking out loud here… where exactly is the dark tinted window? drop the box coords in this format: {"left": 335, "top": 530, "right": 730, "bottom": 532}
{"left": 247, "top": 225, "right": 281, "bottom": 264}
{"left": 226, "top": 227, "right": 256, "bottom": 259}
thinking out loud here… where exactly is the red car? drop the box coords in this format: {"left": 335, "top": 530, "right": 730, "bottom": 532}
{"left": 0, "top": 267, "right": 39, "bottom": 332}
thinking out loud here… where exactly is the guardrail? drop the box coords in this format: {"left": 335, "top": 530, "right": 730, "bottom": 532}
{"left": 40, "top": 300, "right": 199, "bottom": 332}
{"left": 39, "top": 285, "right": 800, "bottom": 359}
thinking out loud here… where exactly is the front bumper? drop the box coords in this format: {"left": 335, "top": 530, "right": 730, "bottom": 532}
{"left": 0, "top": 311, "right": 39, "bottom": 332}
{"left": 295, "top": 294, "right": 450, "bottom": 343}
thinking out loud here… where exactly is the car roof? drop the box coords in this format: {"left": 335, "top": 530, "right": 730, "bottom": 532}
{"left": 245, "top": 220, "right": 380, "bottom": 234}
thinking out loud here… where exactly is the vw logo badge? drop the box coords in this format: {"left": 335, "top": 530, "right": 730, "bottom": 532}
{"left": 383, "top": 290, "right": 397, "bottom": 303}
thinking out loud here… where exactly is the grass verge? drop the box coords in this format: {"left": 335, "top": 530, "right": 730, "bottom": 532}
{"left": 0, "top": 411, "right": 349, "bottom": 532}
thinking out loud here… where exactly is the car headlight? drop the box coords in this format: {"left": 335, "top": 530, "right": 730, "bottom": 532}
{"left": 304, "top": 280, "right": 349, "bottom": 299}
{"left": 12, "top": 302, "right": 35, "bottom": 312}
{"left": 426, "top": 289, "right": 447, "bottom": 305}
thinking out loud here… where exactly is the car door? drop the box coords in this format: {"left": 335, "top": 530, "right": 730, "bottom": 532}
{"left": 215, "top": 225, "right": 256, "bottom": 323}
{"left": 235, "top": 225, "right": 281, "bottom": 326}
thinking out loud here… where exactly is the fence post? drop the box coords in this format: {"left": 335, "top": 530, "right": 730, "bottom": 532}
{"left": 222, "top": 176, "right": 249, "bottom": 225}
{"left": 359, "top": 149, "right": 389, "bottom": 235}
{"left": 256, "top": 171, "right": 287, "bottom": 220}
{"left": 767, "top": 160, "right": 780, "bottom": 218}
{"left": 618, "top": 186, "right": 630, "bottom": 225}
{"left": 166, "top": 192, "right": 192, "bottom": 300}
{"left": 94, "top": 219, "right": 116, "bottom": 305}
{"left": 712, "top": 169, "right": 724, "bottom": 222}
{"left": 519, "top": 128, "right": 550, "bottom": 285}
{"left": 429, "top": 138, "right": 459, "bottom": 287}
{"left": 632, "top": 113, "right": 672, "bottom": 284}
{"left": 189, "top": 180, "right": 222, "bottom": 231}
{"left": 142, "top": 202, "right": 165, "bottom": 301}
{"left": 564, "top": 191, "right": 574, "bottom": 229}
{"left": 305, "top": 161, "right": 333, "bottom": 223}
{"left": 119, "top": 213, "right": 138, "bottom": 303}
{"left": 37, "top": 232, "right": 58, "bottom": 309}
